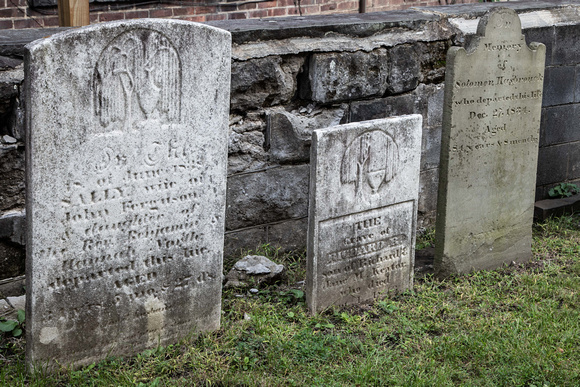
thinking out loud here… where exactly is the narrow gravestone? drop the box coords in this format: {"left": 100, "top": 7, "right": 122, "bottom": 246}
{"left": 306, "top": 115, "right": 422, "bottom": 313}
{"left": 435, "top": 8, "right": 545, "bottom": 277}
{"left": 25, "top": 20, "right": 231, "bottom": 370}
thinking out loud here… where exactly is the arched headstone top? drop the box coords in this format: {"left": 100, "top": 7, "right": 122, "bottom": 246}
{"left": 476, "top": 7, "right": 522, "bottom": 41}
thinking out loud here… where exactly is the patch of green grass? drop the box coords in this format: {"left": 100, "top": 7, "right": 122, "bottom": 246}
{"left": 416, "top": 227, "right": 436, "bottom": 250}
{"left": 2, "top": 216, "right": 580, "bottom": 385}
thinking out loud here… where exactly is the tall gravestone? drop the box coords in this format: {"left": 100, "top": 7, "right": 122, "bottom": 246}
{"left": 306, "top": 116, "right": 422, "bottom": 313}
{"left": 435, "top": 8, "right": 545, "bottom": 277}
{"left": 25, "top": 20, "right": 231, "bottom": 369}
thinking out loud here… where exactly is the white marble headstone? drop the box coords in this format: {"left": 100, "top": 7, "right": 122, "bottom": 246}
{"left": 25, "top": 20, "right": 231, "bottom": 369}
{"left": 306, "top": 115, "right": 422, "bottom": 313}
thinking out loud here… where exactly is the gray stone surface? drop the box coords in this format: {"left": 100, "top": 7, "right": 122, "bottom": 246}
{"left": 424, "top": 83, "right": 445, "bottom": 128}
{"left": 541, "top": 104, "right": 580, "bottom": 146}
{"left": 576, "top": 65, "right": 580, "bottom": 103}
{"left": 553, "top": 24, "right": 580, "bottom": 65}
{"left": 542, "top": 66, "right": 575, "bottom": 106}
{"left": 306, "top": 115, "right": 422, "bottom": 313}
{"left": 418, "top": 168, "right": 439, "bottom": 226}
{"left": 308, "top": 49, "right": 389, "bottom": 104}
{"left": 230, "top": 56, "right": 304, "bottom": 111}
{"left": 207, "top": 10, "right": 440, "bottom": 45}
{"left": 267, "top": 217, "right": 308, "bottom": 253}
{"left": 0, "top": 28, "right": 69, "bottom": 58}
{"left": 536, "top": 142, "right": 580, "bottom": 186}
{"left": 0, "top": 275, "right": 25, "bottom": 297}
{"left": 266, "top": 105, "right": 347, "bottom": 164}
{"left": 387, "top": 44, "right": 421, "bottom": 95}
{"left": 0, "top": 240, "right": 24, "bottom": 281}
{"left": 7, "top": 295, "right": 25, "bottom": 311}
{"left": 0, "top": 56, "right": 22, "bottom": 70}
{"left": 25, "top": 20, "right": 231, "bottom": 370}
{"left": 568, "top": 143, "right": 580, "bottom": 181}
{"left": 223, "top": 217, "right": 308, "bottom": 260}
{"left": 421, "top": 125, "right": 442, "bottom": 171}
{"left": 534, "top": 195, "right": 580, "bottom": 220}
{"left": 435, "top": 8, "right": 545, "bottom": 277}
{"left": 536, "top": 144, "right": 571, "bottom": 186}
{"left": 0, "top": 299, "right": 12, "bottom": 317}
{"left": 0, "top": 67, "right": 24, "bottom": 136}
{"left": 349, "top": 92, "right": 426, "bottom": 123}
{"left": 224, "top": 255, "right": 284, "bottom": 288}
{"left": 225, "top": 165, "right": 309, "bottom": 231}
{"left": 224, "top": 226, "right": 267, "bottom": 260}
{"left": 0, "top": 144, "right": 25, "bottom": 212}
{"left": 416, "top": 41, "right": 448, "bottom": 84}
{"left": 266, "top": 111, "right": 311, "bottom": 164}
{"left": 524, "top": 26, "right": 554, "bottom": 66}
{"left": 228, "top": 112, "right": 268, "bottom": 175}
{"left": 0, "top": 210, "right": 25, "bottom": 245}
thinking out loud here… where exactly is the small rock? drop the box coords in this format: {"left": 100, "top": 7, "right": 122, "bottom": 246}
{"left": 2, "top": 135, "right": 17, "bottom": 144}
{"left": 7, "top": 295, "right": 25, "bottom": 311}
{"left": 249, "top": 288, "right": 259, "bottom": 294}
{"left": 235, "top": 294, "right": 244, "bottom": 298}
{"left": 238, "top": 262, "right": 271, "bottom": 275}
{"left": 224, "top": 255, "right": 285, "bottom": 288}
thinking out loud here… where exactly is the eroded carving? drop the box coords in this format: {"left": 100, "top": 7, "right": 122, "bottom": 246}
{"left": 341, "top": 130, "right": 398, "bottom": 198}
{"left": 93, "top": 29, "right": 182, "bottom": 130}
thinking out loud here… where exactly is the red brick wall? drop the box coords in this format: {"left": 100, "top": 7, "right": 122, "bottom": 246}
{"left": 0, "top": 0, "right": 476, "bottom": 30}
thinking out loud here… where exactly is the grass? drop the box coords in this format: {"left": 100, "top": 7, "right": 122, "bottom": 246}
{"left": 1, "top": 215, "right": 580, "bottom": 386}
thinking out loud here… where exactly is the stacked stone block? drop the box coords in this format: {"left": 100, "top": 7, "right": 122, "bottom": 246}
{"left": 524, "top": 24, "right": 580, "bottom": 196}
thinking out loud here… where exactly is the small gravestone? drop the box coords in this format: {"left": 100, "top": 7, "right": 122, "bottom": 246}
{"left": 306, "top": 115, "right": 422, "bottom": 313}
{"left": 435, "top": 8, "right": 545, "bottom": 277}
{"left": 25, "top": 20, "right": 231, "bottom": 370}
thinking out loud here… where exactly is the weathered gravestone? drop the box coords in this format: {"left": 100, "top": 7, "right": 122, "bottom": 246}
{"left": 435, "top": 8, "right": 545, "bottom": 277}
{"left": 306, "top": 115, "right": 422, "bottom": 313}
{"left": 25, "top": 20, "right": 231, "bottom": 369}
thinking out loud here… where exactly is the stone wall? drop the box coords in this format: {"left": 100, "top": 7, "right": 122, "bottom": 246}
{"left": 0, "top": 0, "right": 474, "bottom": 30}
{"left": 1, "top": 1, "right": 580, "bottom": 281}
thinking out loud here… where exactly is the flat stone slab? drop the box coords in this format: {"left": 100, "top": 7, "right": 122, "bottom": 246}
{"left": 534, "top": 195, "right": 580, "bottom": 221}
{"left": 25, "top": 20, "right": 231, "bottom": 370}
{"left": 435, "top": 8, "right": 545, "bottom": 277}
{"left": 306, "top": 115, "right": 422, "bottom": 313}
